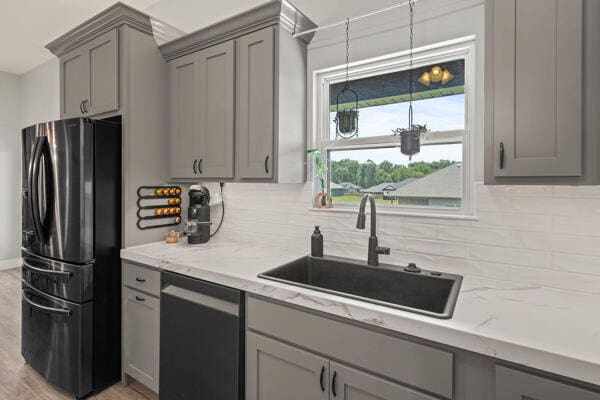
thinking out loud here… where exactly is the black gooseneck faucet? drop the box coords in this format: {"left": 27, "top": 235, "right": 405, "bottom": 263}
{"left": 356, "top": 193, "right": 391, "bottom": 266}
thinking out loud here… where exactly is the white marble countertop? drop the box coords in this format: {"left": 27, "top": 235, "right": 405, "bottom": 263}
{"left": 121, "top": 236, "right": 600, "bottom": 386}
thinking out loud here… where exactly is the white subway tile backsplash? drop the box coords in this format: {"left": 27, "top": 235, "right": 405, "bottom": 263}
{"left": 469, "top": 245, "right": 551, "bottom": 268}
{"left": 437, "top": 226, "right": 509, "bottom": 246}
{"left": 218, "top": 182, "right": 600, "bottom": 295}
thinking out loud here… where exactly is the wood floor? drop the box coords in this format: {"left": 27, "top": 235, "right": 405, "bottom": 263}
{"left": 0, "top": 268, "right": 153, "bottom": 400}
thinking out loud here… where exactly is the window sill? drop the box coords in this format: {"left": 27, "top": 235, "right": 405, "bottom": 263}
{"left": 308, "top": 206, "right": 479, "bottom": 221}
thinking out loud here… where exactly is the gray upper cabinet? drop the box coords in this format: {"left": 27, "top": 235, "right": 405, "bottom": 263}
{"left": 485, "top": 0, "right": 600, "bottom": 184}
{"left": 60, "top": 47, "right": 87, "bottom": 118}
{"left": 85, "top": 29, "right": 119, "bottom": 116}
{"left": 246, "top": 332, "right": 329, "bottom": 400}
{"left": 168, "top": 41, "right": 235, "bottom": 180}
{"left": 169, "top": 53, "right": 200, "bottom": 179}
{"left": 160, "top": 1, "right": 317, "bottom": 182}
{"left": 330, "top": 362, "right": 438, "bottom": 400}
{"left": 495, "top": 365, "right": 600, "bottom": 400}
{"left": 237, "top": 27, "right": 275, "bottom": 179}
{"left": 59, "top": 29, "right": 119, "bottom": 118}
{"left": 198, "top": 41, "right": 235, "bottom": 178}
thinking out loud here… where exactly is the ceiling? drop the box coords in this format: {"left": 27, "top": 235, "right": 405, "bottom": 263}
{"left": 0, "top": 0, "right": 402, "bottom": 76}
{"left": 0, "top": 0, "right": 162, "bottom": 75}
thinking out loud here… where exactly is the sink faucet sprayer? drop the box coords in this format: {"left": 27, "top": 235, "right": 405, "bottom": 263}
{"left": 356, "top": 194, "right": 391, "bottom": 266}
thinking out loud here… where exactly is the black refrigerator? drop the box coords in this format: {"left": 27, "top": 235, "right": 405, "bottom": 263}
{"left": 21, "top": 117, "right": 122, "bottom": 399}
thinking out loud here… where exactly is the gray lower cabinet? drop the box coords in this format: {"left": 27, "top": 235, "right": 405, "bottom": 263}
{"left": 168, "top": 41, "right": 235, "bottom": 180}
{"left": 495, "top": 365, "right": 600, "bottom": 400}
{"left": 246, "top": 332, "right": 329, "bottom": 400}
{"left": 236, "top": 27, "right": 275, "bottom": 179}
{"left": 59, "top": 29, "right": 119, "bottom": 118}
{"left": 122, "top": 262, "right": 161, "bottom": 394}
{"left": 331, "top": 362, "right": 437, "bottom": 400}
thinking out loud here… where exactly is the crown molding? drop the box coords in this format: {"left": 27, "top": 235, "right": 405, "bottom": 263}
{"left": 159, "top": 0, "right": 317, "bottom": 61}
{"left": 46, "top": 2, "right": 183, "bottom": 56}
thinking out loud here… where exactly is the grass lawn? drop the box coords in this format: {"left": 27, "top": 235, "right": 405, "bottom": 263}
{"left": 332, "top": 195, "right": 395, "bottom": 205}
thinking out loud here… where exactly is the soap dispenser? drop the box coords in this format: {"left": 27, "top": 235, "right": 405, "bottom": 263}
{"left": 311, "top": 226, "right": 324, "bottom": 257}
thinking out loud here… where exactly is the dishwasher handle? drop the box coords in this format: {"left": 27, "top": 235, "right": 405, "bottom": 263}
{"left": 162, "top": 284, "right": 240, "bottom": 317}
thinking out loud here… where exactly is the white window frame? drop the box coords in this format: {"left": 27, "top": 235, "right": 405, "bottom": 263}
{"left": 312, "top": 36, "right": 476, "bottom": 217}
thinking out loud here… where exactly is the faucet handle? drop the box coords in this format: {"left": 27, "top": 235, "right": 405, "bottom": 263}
{"left": 376, "top": 246, "right": 391, "bottom": 255}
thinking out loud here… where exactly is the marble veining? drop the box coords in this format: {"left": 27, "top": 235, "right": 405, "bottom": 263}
{"left": 121, "top": 236, "right": 600, "bottom": 386}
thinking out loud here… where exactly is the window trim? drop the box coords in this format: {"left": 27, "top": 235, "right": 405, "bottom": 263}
{"left": 312, "top": 35, "right": 476, "bottom": 216}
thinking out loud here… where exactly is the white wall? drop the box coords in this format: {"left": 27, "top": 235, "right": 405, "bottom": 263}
{"left": 0, "top": 71, "right": 21, "bottom": 267}
{"left": 20, "top": 58, "right": 60, "bottom": 129}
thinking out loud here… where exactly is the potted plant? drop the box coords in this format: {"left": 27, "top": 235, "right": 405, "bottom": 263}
{"left": 307, "top": 148, "right": 332, "bottom": 208}
{"left": 392, "top": 124, "right": 429, "bottom": 160}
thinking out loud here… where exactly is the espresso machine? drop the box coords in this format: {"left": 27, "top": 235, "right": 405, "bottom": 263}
{"left": 187, "top": 185, "right": 211, "bottom": 244}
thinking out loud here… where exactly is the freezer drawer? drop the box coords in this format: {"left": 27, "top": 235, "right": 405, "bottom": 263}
{"left": 21, "top": 283, "right": 93, "bottom": 398}
{"left": 21, "top": 250, "right": 93, "bottom": 303}
{"left": 159, "top": 271, "right": 244, "bottom": 400}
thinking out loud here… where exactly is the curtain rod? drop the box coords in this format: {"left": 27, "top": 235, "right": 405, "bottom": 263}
{"left": 292, "top": 0, "right": 421, "bottom": 38}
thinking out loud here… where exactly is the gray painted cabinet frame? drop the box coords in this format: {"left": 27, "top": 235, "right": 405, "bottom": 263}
{"left": 485, "top": 0, "right": 600, "bottom": 184}
{"left": 236, "top": 27, "right": 275, "bottom": 179}
{"left": 59, "top": 29, "right": 119, "bottom": 119}
{"left": 168, "top": 41, "right": 235, "bottom": 180}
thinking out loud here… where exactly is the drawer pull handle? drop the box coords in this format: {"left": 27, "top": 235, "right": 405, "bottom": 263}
{"left": 499, "top": 142, "right": 505, "bottom": 170}
{"left": 193, "top": 159, "right": 198, "bottom": 174}
{"left": 198, "top": 158, "right": 203, "bottom": 174}
{"left": 264, "top": 155, "right": 270, "bottom": 174}
{"left": 135, "top": 277, "right": 146, "bottom": 283}
{"left": 23, "top": 293, "right": 72, "bottom": 316}
{"left": 135, "top": 296, "right": 145, "bottom": 302}
{"left": 332, "top": 371, "right": 337, "bottom": 397}
{"left": 319, "top": 366, "right": 325, "bottom": 392}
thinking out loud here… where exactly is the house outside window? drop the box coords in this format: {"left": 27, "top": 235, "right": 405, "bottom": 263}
{"left": 312, "top": 37, "right": 476, "bottom": 216}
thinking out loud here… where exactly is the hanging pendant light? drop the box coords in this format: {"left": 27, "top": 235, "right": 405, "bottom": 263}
{"left": 334, "top": 18, "right": 359, "bottom": 139}
{"left": 399, "top": 0, "right": 420, "bottom": 160}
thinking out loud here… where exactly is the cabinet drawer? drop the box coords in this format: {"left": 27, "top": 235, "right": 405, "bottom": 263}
{"left": 247, "top": 296, "right": 453, "bottom": 399}
{"left": 495, "top": 365, "right": 600, "bottom": 400}
{"left": 123, "top": 262, "right": 160, "bottom": 296}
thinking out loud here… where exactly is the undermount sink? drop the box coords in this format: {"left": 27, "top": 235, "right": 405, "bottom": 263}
{"left": 259, "top": 255, "right": 462, "bottom": 319}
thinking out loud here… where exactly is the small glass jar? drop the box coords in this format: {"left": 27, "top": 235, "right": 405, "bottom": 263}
{"left": 166, "top": 230, "right": 179, "bottom": 244}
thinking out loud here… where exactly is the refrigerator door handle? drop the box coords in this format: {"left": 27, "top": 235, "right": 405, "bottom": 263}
{"left": 22, "top": 259, "right": 73, "bottom": 278}
{"left": 22, "top": 292, "right": 72, "bottom": 317}
{"left": 28, "top": 137, "right": 44, "bottom": 242}
{"left": 28, "top": 136, "right": 54, "bottom": 243}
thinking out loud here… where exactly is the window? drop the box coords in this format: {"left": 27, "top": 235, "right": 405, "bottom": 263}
{"left": 313, "top": 37, "right": 475, "bottom": 215}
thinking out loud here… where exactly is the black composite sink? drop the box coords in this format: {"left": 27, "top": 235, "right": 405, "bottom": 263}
{"left": 259, "top": 255, "right": 462, "bottom": 319}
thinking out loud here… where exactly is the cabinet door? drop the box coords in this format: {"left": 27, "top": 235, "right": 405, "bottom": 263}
{"left": 246, "top": 332, "right": 329, "bottom": 400}
{"left": 60, "top": 47, "right": 88, "bottom": 119}
{"left": 123, "top": 287, "right": 160, "bottom": 393}
{"left": 85, "top": 29, "right": 119, "bottom": 116}
{"left": 197, "top": 41, "right": 235, "bottom": 178}
{"left": 495, "top": 365, "right": 600, "bottom": 400}
{"left": 330, "top": 362, "right": 437, "bottom": 400}
{"left": 169, "top": 53, "right": 201, "bottom": 179}
{"left": 491, "top": 0, "right": 582, "bottom": 177}
{"left": 237, "top": 27, "right": 275, "bottom": 179}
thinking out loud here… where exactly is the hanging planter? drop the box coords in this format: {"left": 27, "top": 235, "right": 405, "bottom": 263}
{"left": 393, "top": 124, "right": 429, "bottom": 160}
{"left": 335, "top": 87, "right": 359, "bottom": 137}
{"left": 334, "top": 18, "right": 359, "bottom": 139}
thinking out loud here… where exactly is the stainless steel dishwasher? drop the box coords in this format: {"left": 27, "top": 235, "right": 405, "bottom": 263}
{"left": 159, "top": 271, "right": 244, "bottom": 400}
